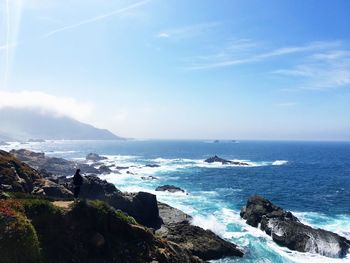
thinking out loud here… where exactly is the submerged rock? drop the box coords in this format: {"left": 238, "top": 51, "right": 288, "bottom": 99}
{"left": 141, "top": 175, "right": 158, "bottom": 180}
{"left": 240, "top": 195, "right": 350, "bottom": 258}
{"left": 156, "top": 185, "right": 185, "bottom": 193}
{"left": 204, "top": 155, "right": 249, "bottom": 166}
{"left": 145, "top": 164, "right": 161, "bottom": 168}
{"left": 86, "top": 153, "right": 107, "bottom": 162}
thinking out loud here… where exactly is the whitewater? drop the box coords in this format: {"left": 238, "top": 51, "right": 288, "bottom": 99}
{"left": 1, "top": 139, "right": 350, "bottom": 262}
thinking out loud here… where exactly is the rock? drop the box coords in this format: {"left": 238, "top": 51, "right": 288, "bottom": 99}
{"left": 240, "top": 195, "right": 350, "bottom": 258}
{"left": 10, "top": 149, "right": 102, "bottom": 176}
{"left": 141, "top": 175, "right": 158, "bottom": 180}
{"left": 116, "top": 166, "right": 130, "bottom": 170}
{"left": 145, "top": 164, "right": 161, "bottom": 168}
{"left": 97, "top": 165, "right": 112, "bottom": 174}
{"left": 157, "top": 202, "right": 244, "bottom": 261}
{"left": 0, "top": 150, "right": 42, "bottom": 193}
{"left": 86, "top": 153, "right": 107, "bottom": 162}
{"left": 1, "top": 198, "right": 203, "bottom": 263}
{"left": 33, "top": 178, "right": 73, "bottom": 198}
{"left": 204, "top": 155, "right": 249, "bottom": 166}
{"left": 0, "top": 191, "right": 10, "bottom": 199}
{"left": 158, "top": 202, "right": 192, "bottom": 226}
{"left": 62, "top": 175, "right": 162, "bottom": 229}
{"left": 156, "top": 185, "right": 185, "bottom": 193}
{"left": 160, "top": 221, "right": 244, "bottom": 260}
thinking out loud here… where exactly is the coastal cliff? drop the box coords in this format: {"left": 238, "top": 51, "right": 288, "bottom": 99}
{"left": 0, "top": 150, "right": 243, "bottom": 262}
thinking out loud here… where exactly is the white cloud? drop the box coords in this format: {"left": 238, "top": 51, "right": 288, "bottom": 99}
{"left": 274, "top": 49, "right": 350, "bottom": 90}
{"left": 186, "top": 40, "right": 342, "bottom": 70}
{"left": 0, "top": 90, "right": 93, "bottom": 121}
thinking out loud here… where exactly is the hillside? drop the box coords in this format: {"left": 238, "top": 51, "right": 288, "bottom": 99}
{"left": 0, "top": 108, "right": 122, "bottom": 141}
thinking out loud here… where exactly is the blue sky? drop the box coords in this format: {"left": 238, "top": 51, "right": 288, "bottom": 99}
{"left": 0, "top": 0, "right": 350, "bottom": 140}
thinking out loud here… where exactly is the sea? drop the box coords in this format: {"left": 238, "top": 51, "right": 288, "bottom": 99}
{"left": 1, "top": 140, "right": 350, "bottom": 263}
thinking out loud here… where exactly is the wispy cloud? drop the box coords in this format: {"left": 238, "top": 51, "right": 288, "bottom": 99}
{"left": 42, "top": 0, "right": 151, "bottom": 39}
{"left": 273, "top": 49, "right": 350, "bottom": 90}
{"left": 157, "top": 21, "right": 221, "bottom": 40}
{"left": 186, "top": 40, "right": 341, "bottom": 70}
{"left": 0, "top": 90, "right": 93, "bottom": 122}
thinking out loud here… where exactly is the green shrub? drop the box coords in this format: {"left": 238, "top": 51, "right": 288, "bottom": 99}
{"left": 0, "top": 209, "right": 40, "bottom": 263}
{"left": 88, "top": 199, "right": 137, "bottom": 225}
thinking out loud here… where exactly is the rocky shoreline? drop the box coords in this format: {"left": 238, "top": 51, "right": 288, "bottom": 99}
{"left": 1, "top": 149, "right": 349, "bottom": 261}
{"left": 0, "top": 149, "right": 244, "bottom": 262}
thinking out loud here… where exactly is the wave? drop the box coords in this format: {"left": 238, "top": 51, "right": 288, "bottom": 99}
{"left": 272, "top": 160, "right": 288, "bottom": 166}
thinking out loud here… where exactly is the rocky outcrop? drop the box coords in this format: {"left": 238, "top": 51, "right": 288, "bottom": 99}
{"left": 204, "top": 155, "right": 249, "bottom": 166}
{"left": 156, "top": 185, "right": 185, "bottom": 193}
{"left": 0, "top": 150, "right": 73, "bottom": 198}
{"left": 157, "top": 202, "right": 244, "bottom": 260}
{"left": 0, "top": 198, "right": 203, "bottom": 263}
{"left": 86, "top": 153, "right": 107, "bottom": 162}
{"left": 240, "top": 195, "right": 350, "bottom": 258}
{"left": 10, "top": 149, "right": 102, "bottom": 177}
{"left": 159, "top": 221, "right": 244, "bottom": 260}
{"left": 0, "top": 150, "right": 42, "bottom": 193}
{"left": 62, "top": 175, "right": 162, "bottom": 229}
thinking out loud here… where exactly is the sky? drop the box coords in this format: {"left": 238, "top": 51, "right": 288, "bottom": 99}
{"left": 0, "top": 0, "right": 350, "bottom": 140}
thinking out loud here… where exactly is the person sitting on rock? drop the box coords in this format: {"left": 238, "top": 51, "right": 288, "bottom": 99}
{"left": 73, "top": 169, "right": 83, "bottom": 199}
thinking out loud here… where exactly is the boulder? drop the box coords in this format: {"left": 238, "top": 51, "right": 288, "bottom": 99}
{"left": 204, "top": 155, "right": 249, "bottom": 166}
{"left": 156, "top": 185, "right": 185, "bottom": 193}
{"left": 157, "top": 202, "right": 244, "bottom": 260}
{"left": 240, "top": 195, "right": 350, "bottom": 258}
{"left": 97, "top": 165, "right": 112, "bottom": 174}
{"left": 86, "top": 153, "right": 107, "bottom": 162}
{"left": 33, "top": 178, "right": 73, "bottom": 198}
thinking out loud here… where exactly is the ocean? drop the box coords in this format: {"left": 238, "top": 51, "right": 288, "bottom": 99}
{"left": 2, "top": 140, "right": 350, "bottom": 263}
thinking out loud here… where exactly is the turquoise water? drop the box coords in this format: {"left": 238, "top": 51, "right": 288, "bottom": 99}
{"left": 2, "top": 140, "right": 350, "bottom": 262}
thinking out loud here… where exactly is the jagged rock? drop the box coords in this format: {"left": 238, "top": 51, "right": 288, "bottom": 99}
{"left": 157, "top": 202, "right": 244, "bottom": 260}
{"left": 1, "top": 199, "right": 203, "bottom": 263}
{"left": 145, "top": 164, "right": 161, "bottom": 168}
{"left": 0, "top": 150, "right": 42, "bottom": 193}
{"left": 156, "top": 185, "right": 185, "bottom": 193}
{"left": 159, "top": 221, "right": 244, "bottom": 260}
{"left": 10, "top": 149, "right": 101, "bottom": 176}
{"left": 204, "top": 155, "right": 249, "bottom": 166}
{"left": 240, "top": 195, "right": 350, "bottom": 258}
{"left": 157, "top": 203, "right": 243, "bottom": 260}
{"left": 62, "top": 175, "right": 162, "bottom": 229}
{"left": 33, "top": 178, "right": 73, "bottom": 198}
{"left": 97, "top": 165, "right": 112, "bottom": 174}
{"left": 141, "top": 175, "right": 158, "bottom": 180}
{"left": 86, "top": 153, "right": 107, "bottom": 162}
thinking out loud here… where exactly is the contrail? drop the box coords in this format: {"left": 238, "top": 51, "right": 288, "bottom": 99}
{"left": 42, "top": 0, "right": 151, "bottom": 39}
